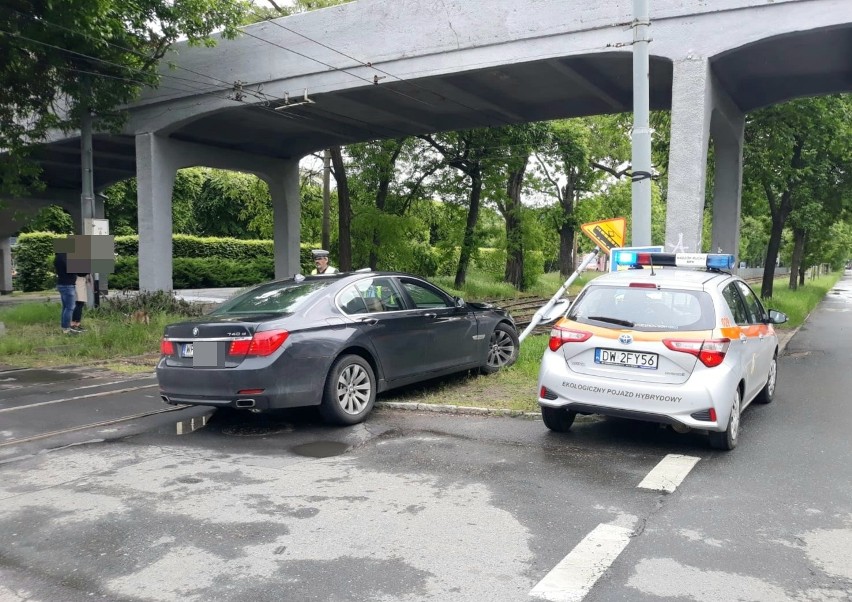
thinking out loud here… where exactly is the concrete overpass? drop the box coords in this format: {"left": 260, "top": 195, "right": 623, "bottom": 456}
{"left": 1, "top": 0, "right": 850, "bottom": 292}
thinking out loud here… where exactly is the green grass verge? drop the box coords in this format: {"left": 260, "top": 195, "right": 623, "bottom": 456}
{"left": 760, "top": 272, "right": 842, "bottom": 329}
{"left": 0, "top": 302, "right": 173, "bottom": 368}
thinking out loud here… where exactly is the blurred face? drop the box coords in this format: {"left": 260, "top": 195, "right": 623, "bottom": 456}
{"left": 315, "top": 256, "right": 329, "bottom": 271}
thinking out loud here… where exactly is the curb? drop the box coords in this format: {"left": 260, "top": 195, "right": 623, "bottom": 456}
{"left": 375, "top": 401, "right": 543, "bottom": 420}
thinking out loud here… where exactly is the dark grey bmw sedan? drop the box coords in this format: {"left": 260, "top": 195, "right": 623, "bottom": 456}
{"left": 157, "top": 272, "right": 519, "bottom": 425}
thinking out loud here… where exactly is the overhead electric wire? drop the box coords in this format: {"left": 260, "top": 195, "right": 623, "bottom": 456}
{"left": 237, "top": 27, "right": 439, "bottom": 111}
{"left": 0, "top": 27, "right": 316, "bottom": 126}
{"left": 262, "top": 18, "right": 499, "bottom": 126}
{"left": 1, "top": 12, "right": 270, "bottom": 102}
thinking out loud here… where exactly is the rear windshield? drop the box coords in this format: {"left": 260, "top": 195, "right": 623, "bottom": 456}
{"left": 568, "top": 285, "right": 715, "bottom": 331}
{"left": 211, "top": 281, "right": 332, "bottom": 315}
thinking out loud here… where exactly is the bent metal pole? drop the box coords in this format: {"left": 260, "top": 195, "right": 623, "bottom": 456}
{"left": 518, "top": 249, "right": 599, "bottom": 344}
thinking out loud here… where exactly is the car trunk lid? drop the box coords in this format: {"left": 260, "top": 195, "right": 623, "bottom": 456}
{"left": 162, "top": 317, "right": 269, "bottom": 368}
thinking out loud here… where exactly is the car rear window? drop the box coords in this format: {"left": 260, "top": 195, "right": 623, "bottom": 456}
{"left": 567, "top": 285, "right": 715, "bottom": 331}
{"left": 211, "top": 281, "right": 332, "bottom": 315}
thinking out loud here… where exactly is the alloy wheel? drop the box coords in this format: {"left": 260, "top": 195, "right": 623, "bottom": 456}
{"left": 336, "top": 364, "right": 372, "bottom": 415}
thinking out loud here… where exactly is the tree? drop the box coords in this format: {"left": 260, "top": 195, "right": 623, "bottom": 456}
{"left": 20, "top": 205, "right": 74, "bottom": 234}
{"left": 486, "top": 123, "right": 550, "bottom": 289}
{"left": 743, "top": 95, "right": 852, "bottom": 298}
{"left": 532, "top": 116, "right": 633, "bottom": 276}
{"left": 0, "top": 0, "right": 248, "bottom": 196}
{"left": 421, "top": 129, "right": 509, "bottom": 288}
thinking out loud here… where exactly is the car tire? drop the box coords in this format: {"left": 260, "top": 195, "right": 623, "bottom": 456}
{"left": 541, "top": 406, "right": 576, "bottom": 432}
{"left": 319, "top": 355, "right": 376, "bottom": 425}
{"left": 754, "top": 354, "right": 777, "bottom": 404}
{"left": 481, "top": 323, "right": 519, "bottom": 374}
{"left": 709, "top": 388, "right": 741, "bottom": 451}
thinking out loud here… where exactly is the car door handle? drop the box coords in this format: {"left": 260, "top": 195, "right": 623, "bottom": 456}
{"left": 359, "top": 318, "right": 378, "bottom": 325}
{"left": 424, "top": 312, "right": 437, "bottom": 319}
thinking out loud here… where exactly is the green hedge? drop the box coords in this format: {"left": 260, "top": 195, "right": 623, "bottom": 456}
{"left": 14, "top": 232, "right": 62, "bottom": 292}
{"left": 114, "top": 234, "right": 275, "bottom": 261}
{"left": 14, "top": 232, "right": 540, "bottom": 291}
{"left": 110, "top": 257, "right": 275, "bottom": 290}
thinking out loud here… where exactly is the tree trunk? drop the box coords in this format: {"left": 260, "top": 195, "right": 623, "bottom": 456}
{"left": 760, "top": 139, "right": 804, "bottom": 299}
{"left": 558, "top": 179, "right": 576, "bottom": 277}
{"left": 369, "top": 142, "right": 402, "bottom": 270}
{"left": 503, "top": 160, "right": 527, "bottom": 289}
{"left": 329, "top": 146, "right": 352, "bottom": 271}
{"left": 455, "top": 171, "right": 482, "bottom": 289}
{"left": 322, "top": 149, "right": 331, "bottom": 251}
{"left": 559, "top": 221, "right": 574, "bottom": 277}
{"left": 799, "top": 264, "right": 806, "bottom": 286}
{"left": 762, "top": 217, "right": 784, "bottom": 299}
{"left": 788, "top": 227, "right": 805, "bottom": 291}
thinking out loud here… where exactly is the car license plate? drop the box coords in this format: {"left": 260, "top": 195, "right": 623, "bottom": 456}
{"left": 181, "top": 343, "right": 194, "bottom": 358}
{"left": 595, "top": 348, "right": 658, "bottom": 369}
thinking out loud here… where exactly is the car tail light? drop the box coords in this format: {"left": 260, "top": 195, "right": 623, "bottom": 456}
{"left": 228, "top": 339, "right": 251, "bottom": 356}
{"left": 228, "top": 330, "right": 289, "bottom": 357}
{"left": 160, "top": 338, "right": 175, "bottom": 355}
{"left": 629, "top": 282, "right": 658, "bottom": 289}
{"left": 549, "top": 325, "right": 592, "bottom": 351}
{"left": 663, "top": 338, "right": 730, "bottom": 367}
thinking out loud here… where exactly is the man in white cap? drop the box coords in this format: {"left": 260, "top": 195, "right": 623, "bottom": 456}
{"left": 311, "top": 249, "right": 338, "bottom": 275}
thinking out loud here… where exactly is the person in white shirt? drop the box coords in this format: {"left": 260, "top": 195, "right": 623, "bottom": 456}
{"left": 311, "top": 249, "right": 338, "bottom": 275}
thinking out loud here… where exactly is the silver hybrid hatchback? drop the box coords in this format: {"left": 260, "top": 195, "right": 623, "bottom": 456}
{"left": 537, "top": 252, "right": 787, "bottom": 450}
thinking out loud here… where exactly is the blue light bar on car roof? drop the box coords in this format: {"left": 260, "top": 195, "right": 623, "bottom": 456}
{"left": 612, "top": 251, "right": 735, "bottom": 270}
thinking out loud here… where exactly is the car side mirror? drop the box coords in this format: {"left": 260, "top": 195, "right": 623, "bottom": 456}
{"left": 539, "top": 299, "right": 571, "bottom": 325}
{"left": 768, "top": 309, "right": 788, "bottom": 325}
{"left": 454, "top": 296, "right": 465, "bottom": 308}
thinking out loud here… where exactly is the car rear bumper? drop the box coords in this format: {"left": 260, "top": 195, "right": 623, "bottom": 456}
{"left": 156, "top": 355, "right": 327, "bottom": 410}
{"left": 537, "top": 351, "right": 739, "bottom": 431}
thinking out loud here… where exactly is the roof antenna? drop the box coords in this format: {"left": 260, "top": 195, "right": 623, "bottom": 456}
{"left": 649, "top": 254, "right": 656, "bottom": 276}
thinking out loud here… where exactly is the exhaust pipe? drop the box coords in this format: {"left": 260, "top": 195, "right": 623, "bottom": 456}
{"left": 235, "top": 398, "right": 256, "bottom": 409}
{"left": 161, "top": 395, "right": 172, "bottom": 405}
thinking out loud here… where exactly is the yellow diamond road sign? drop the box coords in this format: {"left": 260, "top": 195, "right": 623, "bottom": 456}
{"left": 580, "top": 218, "right": 627, "bottom": 255}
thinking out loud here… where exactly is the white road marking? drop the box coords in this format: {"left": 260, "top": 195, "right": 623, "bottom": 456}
{"left": 529, "top": 523, "right": 633, "bottom": 601}
{"left": 637, "top": 454, "right": 700, "bottom": 493}
{"left": 70, "top": 378, "right": 149, "bottom": 391}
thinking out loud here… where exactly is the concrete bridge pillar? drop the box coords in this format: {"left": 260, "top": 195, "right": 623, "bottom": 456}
{"left": 665, "top": 56, "right": 746, "bottom": 260}
{"left": 665, "top": 56, "right": 712, "bottom": 254}
{"left": 710, "top": 108, "right": 745, "bottom": 259}
{"left": 135, "top": 132, "right": 178, "bottom": 292}
{"left": 265, "top": 159, "right": 302, "bottom": 280}
{"left": 0, "top": 237, "right": 12, "bottom": 294}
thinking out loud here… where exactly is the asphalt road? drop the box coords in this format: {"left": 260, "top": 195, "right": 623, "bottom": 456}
{"left": 0, "top": 276, "right": 850, "bottom": 602}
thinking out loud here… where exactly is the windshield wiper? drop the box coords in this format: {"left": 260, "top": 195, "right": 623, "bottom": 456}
{"left": 586, "top": 315, "right": 635, "bottom": 327}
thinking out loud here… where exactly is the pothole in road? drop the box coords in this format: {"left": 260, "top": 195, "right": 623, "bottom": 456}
{"left": 291, "top": 441, "right": 350, "bottom": 458}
